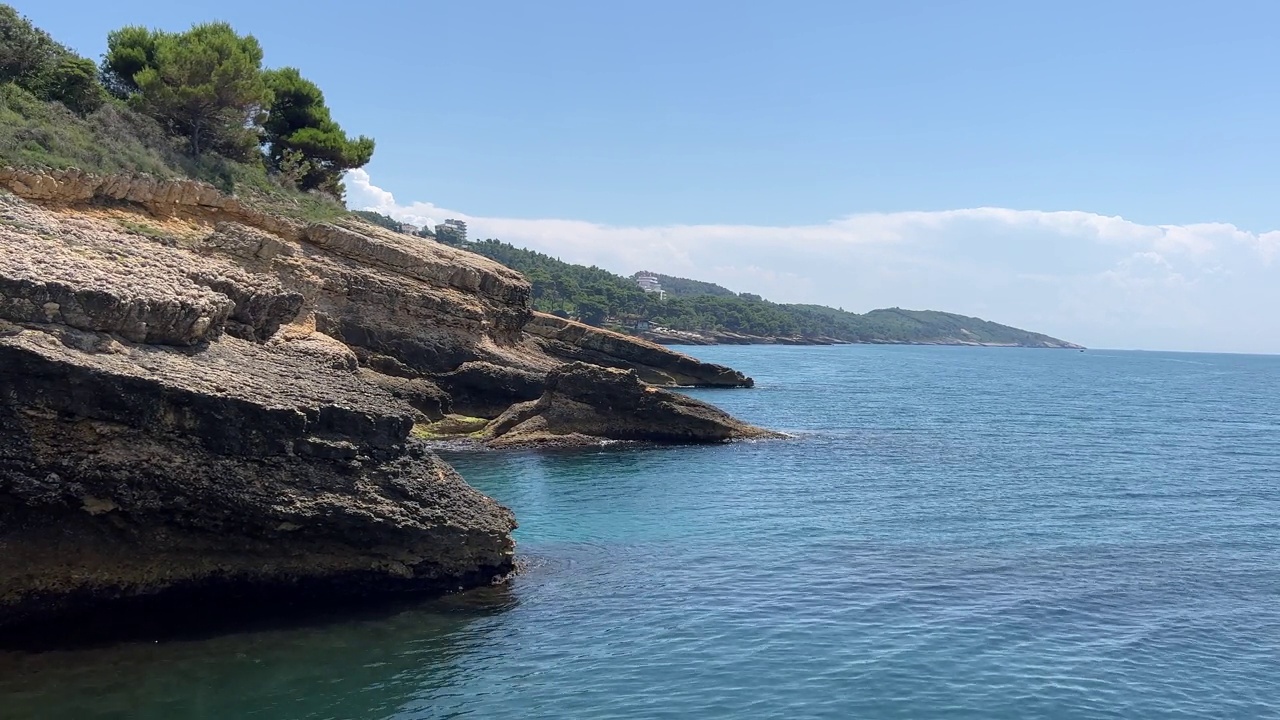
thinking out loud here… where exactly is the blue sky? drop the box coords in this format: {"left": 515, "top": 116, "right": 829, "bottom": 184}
{"left": 21, "top": 1, "right": 1280, "bottom": 352}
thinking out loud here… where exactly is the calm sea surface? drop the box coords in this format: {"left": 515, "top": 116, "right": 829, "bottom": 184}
{"left": 4, "top": 346, "right": 1280, "bottom": 719}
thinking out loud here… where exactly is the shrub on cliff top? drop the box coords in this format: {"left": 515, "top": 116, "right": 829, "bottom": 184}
{"left": 99, "top": 21, "right": 374, "bottom": 200}
{"left": 0, "top": 83, "right": 178, "bottom": 175}
{"left": 2, "top": 9, "right": 371, "bottom": 215}
{"left": 0, "top": 5, "right": 106, "bottom": 114}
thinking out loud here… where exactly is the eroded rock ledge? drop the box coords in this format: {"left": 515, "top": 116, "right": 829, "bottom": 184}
{"left": 0, "top": 168, "right": 772, "bottom": 640}
{"left": 0, "top": 321, "right": 516, "bottom": 642}
{"left": 524, "top": 313, "right": 753, "bottom": 387}
{"left": 484, "top": 363, "right": 781, "bottom": 448}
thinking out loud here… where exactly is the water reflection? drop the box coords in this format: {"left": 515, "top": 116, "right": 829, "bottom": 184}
{"left": 0, "top": 584, "right": 518, "bottom": 720}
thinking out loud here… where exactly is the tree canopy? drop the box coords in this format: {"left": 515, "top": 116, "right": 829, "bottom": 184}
{"left": 99, "top": 25, "right": 157, "bottom": 98}
{"left": 351, "top": 210, "right": 403, "bottom": 232}
{"left": 1, "top": 7, "right": 374, "bottom": 211}
{"left": 96, "top": 21, "right": 374, "bottom": 195}
{"left": 0, "top": 5, "right": 105, "bottom": 114}
{"left": 262, "top": 67, "right": 374, "bottom": 196}
{"left": 103, "top": 22, "right": 271, "bottom": 158}
{"left": 452, "top": 237, "right": 1071, "bottom": 346}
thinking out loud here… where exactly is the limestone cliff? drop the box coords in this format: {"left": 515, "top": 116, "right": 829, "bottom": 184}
{"left": 0, "top": 168, "right": 769, "bottom": 639}
{"left": 0, "top": 168, "right": 754, "bottom": 416}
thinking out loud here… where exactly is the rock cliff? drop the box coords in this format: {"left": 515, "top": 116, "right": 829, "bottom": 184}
{"left": 0, "top": 168, "right": 769, "bottom": 639}
{"left": 0, "top": 321, "right": 515, "bottom": 641}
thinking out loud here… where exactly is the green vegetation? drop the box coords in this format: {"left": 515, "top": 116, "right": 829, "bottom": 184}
{"left": 350, "top": 210, "right": 404, "bottom": 232}
{"left": 0, "top": 5, "right": 371, "bottom": 216}
{"left": 0, "top": 5, "right": 106, "bottom": 114}
{"left": 116, "top": 218, "right": 166, "bottom": 237}
{"left": 261, "top": 67, "right": 374, "bottom": 197}
{"left": 0, "top": 82, "right": 179, "bottom": 175}
{"left": 411, "top": 415, "right": 490, "bottom": 439}
{"left": 635, "top": 272, "right": 737, "bottom": 298}
{"left": 103, "top": 23, "right": 271, "bottom": 159}
{"left": 456, "top": 238, "right": 1071, "bottom": 346}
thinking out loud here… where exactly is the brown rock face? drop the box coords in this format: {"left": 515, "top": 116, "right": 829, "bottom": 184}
{"left": 0, "top": 168, "right": 770, "bottom": 641}
{"left": 0, "top": 219, "right": 235, "bottom": 345}
{"left": 0, "top": 168, "right": 755, "bottom": 403}
{"left": 0, "top": 318, "right": 516, "bottom": 640}
{"left": 524, "top": 312, "right": 754, "bottom": 387}
{"left": 0, "top": 184, "right": 526, "bottom": 641}
{"left": 485, "top": 362, "right": 781, "bottom": 448}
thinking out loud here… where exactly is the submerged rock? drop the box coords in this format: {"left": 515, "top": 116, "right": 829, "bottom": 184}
{"left": 484, "top": 362, "right": 781, "bottom": 448}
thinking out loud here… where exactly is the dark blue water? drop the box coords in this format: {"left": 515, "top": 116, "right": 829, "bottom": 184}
{"left": 4, "top": 346, "right": 1280, "bottom": 719}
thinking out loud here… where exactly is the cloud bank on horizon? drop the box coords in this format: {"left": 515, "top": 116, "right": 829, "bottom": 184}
{"left": 346, "top": 169, "right": 1280, "bottom": 353}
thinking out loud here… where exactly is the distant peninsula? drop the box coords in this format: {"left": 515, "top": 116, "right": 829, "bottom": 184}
{"left": 386, "top": 229, "right": 1081, "bottom": 349}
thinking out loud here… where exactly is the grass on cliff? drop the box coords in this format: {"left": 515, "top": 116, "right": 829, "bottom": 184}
{"left": 0, "top": 83, "right": 178, "bottom": 176}
{"left": 0, "top": 83, "right": 345, "bottom": 224}
{"left": 116, "top": 218, "right": 167, "bottom": 238}
{"left": 411, "top": 415, "right": 491, "bottom": 440}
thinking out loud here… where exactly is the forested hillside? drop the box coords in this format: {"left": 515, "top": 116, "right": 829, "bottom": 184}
{"left": 451, "top": 238, "right": 1077, "bottom": 347}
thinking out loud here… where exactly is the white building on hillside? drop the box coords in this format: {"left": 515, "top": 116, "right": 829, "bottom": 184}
{"left": 635, "top": 274, "right": 666, "bottom": 300}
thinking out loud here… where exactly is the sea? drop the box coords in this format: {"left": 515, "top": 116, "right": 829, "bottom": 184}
{"left": 3, "top": 345, "right": 1279, "bottom": 719}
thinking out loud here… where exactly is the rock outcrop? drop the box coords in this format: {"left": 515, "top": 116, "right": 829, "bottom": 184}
{"left": 484, "top": 363, "right": 780, "bottom": 448}
{"left": 525, "top": 312, "right": 754, "bottom": 387}
{"left": 0, "top": 322, "right": 515, "bottom": 639}
{"left": 0, "top": 166, "right": 304, "bottom": 240}
{"left": 0, "top": 168, "right": 770, "bottom": 639}
{"left": 0, "top": 168, "right": 756, "bottom": 411}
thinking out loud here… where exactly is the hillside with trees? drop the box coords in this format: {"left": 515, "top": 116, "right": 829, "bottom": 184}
{"left": 445, "top": 238, "right": 1077, "bottom": 347}
{"left": 0, "top": 6, "right": 371, "bottom": 219}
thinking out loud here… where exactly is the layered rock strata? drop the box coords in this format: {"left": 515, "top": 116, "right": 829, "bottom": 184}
{"left": 0, "top": 168, "right": 754, "bottom": 410}
{"left": 0, "top": 322, "right": 515, "bottom": 638}
{"left": 0, "top": 168, "right": 770, "bottom": 638}
{"left": 484, "top": 363, "right": 781, "bottom": 448}
{"left": 524, "top": 313, "right": 753, "bottom": 387}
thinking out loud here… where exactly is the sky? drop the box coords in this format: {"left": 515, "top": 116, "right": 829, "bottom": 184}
{"left": 21, "top": 0, "right": 1280, "bottom": 352}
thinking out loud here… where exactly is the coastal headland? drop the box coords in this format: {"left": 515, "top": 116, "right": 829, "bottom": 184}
{"left": 0, "top": 168, "right": 768, "bottom": 644}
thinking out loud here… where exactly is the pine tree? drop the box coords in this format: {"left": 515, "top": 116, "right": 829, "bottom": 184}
{"left": 104, "top": 22, "right": 270, "bottom": 158}
{"left": 262, "top": 67, "right": 374, "bottom": 197}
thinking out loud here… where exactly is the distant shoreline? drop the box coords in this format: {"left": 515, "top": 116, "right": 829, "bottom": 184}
{"left": 640, "top": 330, "right": 1084, "bottom": 350}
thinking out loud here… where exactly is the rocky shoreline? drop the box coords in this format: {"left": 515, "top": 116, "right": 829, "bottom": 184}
{"left": 0, "top": 168, "right": 771, "bottom": 644}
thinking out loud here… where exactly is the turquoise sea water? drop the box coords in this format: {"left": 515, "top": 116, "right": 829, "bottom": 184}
{"left": 3, "top": 345, "right": 1280, "bottom": 719}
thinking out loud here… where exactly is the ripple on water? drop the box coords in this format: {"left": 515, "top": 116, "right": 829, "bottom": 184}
{"left": 3, "top": 346, "right": 1280, "bottom": 719}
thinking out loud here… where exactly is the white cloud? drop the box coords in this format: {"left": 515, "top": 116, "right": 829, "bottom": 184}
{"left": 345, "top": 170, "right": 1280, "bottom": 354}
{"left": 346, "top": 169, "right": 466, "bottom": 229}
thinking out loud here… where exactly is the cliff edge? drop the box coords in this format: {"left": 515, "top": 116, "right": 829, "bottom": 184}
{"left": 0, "top": 168, "right": 768, "bottom": 640}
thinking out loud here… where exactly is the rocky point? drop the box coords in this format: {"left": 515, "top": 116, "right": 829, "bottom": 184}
{"left": 0, "top": 168, "right": 772, "bottom": 642}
